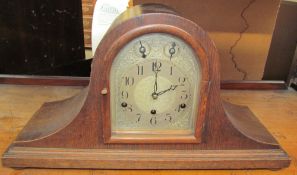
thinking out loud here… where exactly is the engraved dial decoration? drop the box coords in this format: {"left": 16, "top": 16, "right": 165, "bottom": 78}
{"left": 110, "top": 33, "right": 201, "bottom": 134}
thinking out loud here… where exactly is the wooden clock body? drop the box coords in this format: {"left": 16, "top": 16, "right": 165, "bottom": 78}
{"left": 2, "top": 4, "right": 290, "bottom": 169}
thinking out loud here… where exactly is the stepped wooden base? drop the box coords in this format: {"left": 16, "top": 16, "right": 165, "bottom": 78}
{"left": 1, "top": 92, "right": 291, "bottom": 169}
{"left": 3, "top": 147, "right": 290, "bottom": 169}
{"left": 1, "top": 97, "right": 291, "bottom": 169}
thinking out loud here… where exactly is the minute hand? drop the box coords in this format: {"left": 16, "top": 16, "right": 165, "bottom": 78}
{"left": 156, "top": 85, "right": 178, "bottom": 96}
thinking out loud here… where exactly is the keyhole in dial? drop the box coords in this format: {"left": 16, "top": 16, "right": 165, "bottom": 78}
{"left": 169, "top": 42, "right": 176, "bottom": 59}
{"left": 151, "top": 109, "right": 157, "bottom": 115}
{"left": 139, "top": 41, "right": 146, "bottom": 58}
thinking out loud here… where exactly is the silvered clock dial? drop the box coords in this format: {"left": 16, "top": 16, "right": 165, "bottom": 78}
{"left": 110, "top": 33, "right": 201, "bottom": 136}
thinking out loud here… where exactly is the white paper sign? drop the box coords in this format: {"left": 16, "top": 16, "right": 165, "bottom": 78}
{"left": 91, "top": 0, "right": 129, "bottom": 55}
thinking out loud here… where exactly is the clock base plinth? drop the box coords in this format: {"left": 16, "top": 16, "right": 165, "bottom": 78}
{"left": 3, "top": 146, "right": 289, "bottom": 169}
{"left": 1, "top": 91, "right": 290, "bottom": 169}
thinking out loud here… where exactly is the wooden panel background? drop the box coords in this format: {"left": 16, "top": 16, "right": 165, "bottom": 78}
{"left": 263, "top": 0, "right": 297, "bottom": 81}
{"left": 133, "top": 0, "right": 280, "bottom": 80}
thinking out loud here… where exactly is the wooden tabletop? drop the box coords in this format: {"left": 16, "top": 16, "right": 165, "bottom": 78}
{"left": 0, "top": 84, "right": 296, "bottom": 174}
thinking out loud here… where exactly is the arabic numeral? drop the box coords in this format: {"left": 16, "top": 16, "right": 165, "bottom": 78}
{"left": 121, "top": 91, "right": 128, "bottom": 99}
{"left": 123, "top": 104, "right": 133, "bottom": 112}
{"left": 175, "top": 105, "right": 182, "bottom": 112}
{"left": 152, "top": 61, "right": 162, "bottom": 71}
{"left": 136, "top": 113, "right": 141, "bottom": 123}
{"left": 150, "top": 117, "right": 157, "bottom": 125}
{"left": 124, "top": 76, "right": 134, "bottom": 86}
{"left": 165, "top": 113, "right": 172, "bottom": 122}
{"left": 181, "top": 90, "right": 188, "bottom": 100}
{"left": 178, "top": 77, "right": 186, "bottom": 83}
{"left": 137, "top": 65, "right": 144, "bottom": 75}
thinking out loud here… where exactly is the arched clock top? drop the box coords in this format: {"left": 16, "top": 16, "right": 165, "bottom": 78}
{"left": 90, "top": 4, "right": 212, "bottom": 143}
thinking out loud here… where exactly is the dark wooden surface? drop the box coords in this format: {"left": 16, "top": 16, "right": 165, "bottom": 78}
{"left": 0, "top": 75, "right": 90, "bottom": 86}
{"left": 2, "top": 4, "right": 290, "bottom": 169}
{"left": 287, "top": 45, "right": 297, "bottom": 87}
{"left": 221, "top": 80, "right": 287, "bottom": 90}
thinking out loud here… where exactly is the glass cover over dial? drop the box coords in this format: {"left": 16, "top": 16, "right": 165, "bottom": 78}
{"left": 110, "top": 33, "right": 201, "bottom": 135}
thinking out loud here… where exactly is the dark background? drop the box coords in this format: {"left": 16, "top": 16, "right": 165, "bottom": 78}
{"left": 0, "top": 0, "right": 88, "bottom": 76}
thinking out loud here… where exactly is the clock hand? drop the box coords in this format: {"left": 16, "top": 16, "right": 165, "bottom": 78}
{"left": 154, "top": 70, "right": 158, "bottom": 94}
{"left": 156, "top": 84, "right": 179, "bottom": 96}
{"left": 152, "top": 60, "right": 163, "bottom": 99}
{"left": 152, "top": 62, "right": 160, "bottom": 99}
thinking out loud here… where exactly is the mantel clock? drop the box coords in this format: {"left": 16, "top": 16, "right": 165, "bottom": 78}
{"left": 2, "top": 4, "right": 290, "bottom": 169}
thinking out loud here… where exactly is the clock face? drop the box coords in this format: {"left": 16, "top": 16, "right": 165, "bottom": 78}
{"left": 110, "top": 33, "right": 201, "bottom": 135}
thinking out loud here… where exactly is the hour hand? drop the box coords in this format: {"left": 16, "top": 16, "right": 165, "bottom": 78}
{"left": 153, "top": 71, "right": 158, "bottom": 93}
{"left": 151, "top": 69, "right": 159, "bottom": 99}
{"left": 156, "top": 85, "right": 178, "bottom": 96}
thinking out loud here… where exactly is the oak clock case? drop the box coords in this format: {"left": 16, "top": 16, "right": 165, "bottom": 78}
{"left": 2, "top": 4, "right": 290, "bottom": 169}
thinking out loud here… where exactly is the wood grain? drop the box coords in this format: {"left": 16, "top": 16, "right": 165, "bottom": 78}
{"left": 0, "top": 75, "right": 89, "bottom": 86}
{"left": 0, "top": 75, "right": 288, "bottom": 90}
{"left": 0, "top": 85, "right": 296, "bottom": 173}
{"left": 221, "top": 80, "right": 287, "bottom": 90}
{"left": 2, "top": 147, "right": 289, "bottom": 169}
